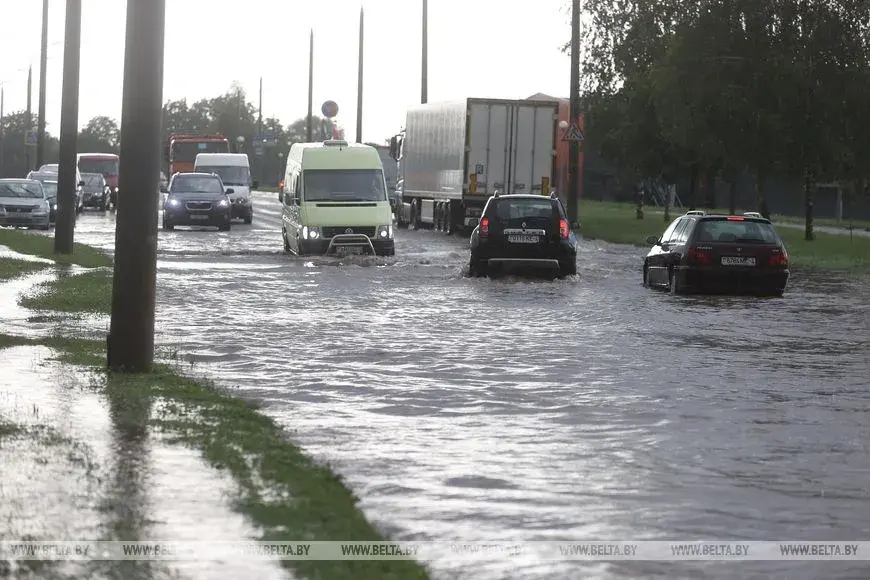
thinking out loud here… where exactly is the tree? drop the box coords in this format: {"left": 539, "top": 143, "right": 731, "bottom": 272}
{"left": 79, "top": 115, "right": 120, "bottom": 153}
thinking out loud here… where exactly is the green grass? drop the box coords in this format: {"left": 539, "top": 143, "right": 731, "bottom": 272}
{"left": 19, "top": 269, "right": 113, "bottom": 313}
{"left": 0, "top": 331, "right": 431, "bottom": 579}
{"left": 579, "top": 200, "right": 870, "bottom": 272}
{"left": 0, "top": 228, "right": 112, "bottom": 268}
{"left": 0, "top": 258, "right": 49, "bottom": 280}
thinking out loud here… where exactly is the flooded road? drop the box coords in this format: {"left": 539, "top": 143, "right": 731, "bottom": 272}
{"left": 60, "top": 192, "right": 870, "bottom": 579}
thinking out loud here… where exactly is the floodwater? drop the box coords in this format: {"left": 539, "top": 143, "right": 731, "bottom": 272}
{"left": 34, "top": 192, "right": 870, "bottom": 579}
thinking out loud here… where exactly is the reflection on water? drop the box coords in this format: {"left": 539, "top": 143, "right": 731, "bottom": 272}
{"left": 60, "top": 196, "right": 870, "bottom": 579}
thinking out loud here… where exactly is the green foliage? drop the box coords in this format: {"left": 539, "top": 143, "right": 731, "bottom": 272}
{"left": 575, "top": 0, "right": 870, "bottom": 202}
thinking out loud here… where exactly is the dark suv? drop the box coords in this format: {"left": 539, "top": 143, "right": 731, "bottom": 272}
{"left": 469, "top": 193, "right": 578, "bottom": 278}
{"left": 643, "top": 211, "right": 790, "bottom": 296}
{"left": 162, "top": 172, "right": 233, "bottom": 231}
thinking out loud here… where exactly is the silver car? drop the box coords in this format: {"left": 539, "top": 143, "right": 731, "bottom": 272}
{"left": 0, "top": 179, "right": 51, "bottom": 230}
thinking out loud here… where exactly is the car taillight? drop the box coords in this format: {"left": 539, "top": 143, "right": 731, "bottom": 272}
{"left": 687, "top": 247, "right": 711, "bottom": 264}
{"left": 559, "top": 218, "right": 569, "bottom": 239}
{"left": 480, "top": 217, "right": 489, "bottom": 237}
{"left": 769, "top": 248, "right": 788, "bottom": 267}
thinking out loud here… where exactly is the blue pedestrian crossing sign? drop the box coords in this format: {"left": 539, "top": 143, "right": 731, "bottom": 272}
{"left": 25, "top": 130, "right": 38, "bottom": 146}
{"left": 562, "top": 121, "right": 584, "bottom": 142}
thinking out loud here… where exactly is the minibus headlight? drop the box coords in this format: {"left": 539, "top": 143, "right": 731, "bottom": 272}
{"left": 302, "top": 225, "right": 321, "bottom": 240}
{"left": 376, "top": 225, "right": 393, "bottom": 239}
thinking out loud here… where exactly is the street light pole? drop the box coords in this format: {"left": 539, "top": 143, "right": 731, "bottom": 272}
{"left": 421, "top": 0, "right": 428, "bottom": 104}
{"left": 107, "top": 0, "right": 166, "bottom": 372}
{"left": 567, "top": 0, "right": 581, "bottom": 227}
{"left": 356, "top": 7, "right": 364, "bottom": 143}
{"left": 306, "top": 29, "right": 313, "bottom": 142}
{"left": 55, "top": 0, "right": 82, "bottom": 254}
{"left": 36, "top": 0, "right": 49, "bottom": 168}
{"left": 25, "top": 65, "right": 33, "bottom": 172}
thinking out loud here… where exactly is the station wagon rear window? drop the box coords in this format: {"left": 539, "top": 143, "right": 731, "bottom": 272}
{"left": 697, "top": 219, "right": 780, "bottom": 244}
{"left": 495, "top": 198, "right": 554, "bottom": 220}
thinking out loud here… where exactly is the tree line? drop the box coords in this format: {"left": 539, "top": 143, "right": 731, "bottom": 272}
{"left": 0, "top": 81, "right": 341, "bottom": 185}
{"left": 573, "top": 0, "right": 870, "bottom": 236}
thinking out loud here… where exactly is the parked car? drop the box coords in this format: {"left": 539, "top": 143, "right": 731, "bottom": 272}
{"left": 27, "top": 169, "right": 83, "bottom": 214}
{"left": 80, "top": 172, "right": 110, "bottom": 210}
{"left": 0, "top": 179, "right": 51, "bottom": 230}
{"left": 162, "top": 172, "right": 233, "bottom": 231}
{"left": 468, "top": 192, "right": 578, "bottom": 278}
{"left": 39, "top": 180, "right": 59, "bottom": 223}
{"left": 643, "top": 210, "right": 790, "bottom": 296}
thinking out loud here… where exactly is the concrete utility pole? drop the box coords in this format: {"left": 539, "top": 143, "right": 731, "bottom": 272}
{"left": 37, "top": 0, "right": 49, "bottom": 168}
{"left": 107, "top": 0, "right": 166, "bottom": 372}
{"left": 0, "top": 86, "right": 5, "bottom": 174}
{"left": 356, "top": 6, "right": 364, "bottom": 143}
{"left": 567, "top": 0, "right": 581, "bottom": 226}
{"left": 55, "top": 0, "right": 81, "bottom": 254}
{"left": 421, "top": 0, "right": 428, "bottom": 104}
{"left": 306, "top": 29, "right": 314, "bottom": 142}
{"left": 25, "top": 66, "right": 33, "bottom": 172}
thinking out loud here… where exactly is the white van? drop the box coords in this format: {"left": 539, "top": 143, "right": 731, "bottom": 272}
{"left": 279, "top": 140, "right": 394, "bottom": 256}
{"left": 194, "top": 153, "right": 255, "bottom": 224}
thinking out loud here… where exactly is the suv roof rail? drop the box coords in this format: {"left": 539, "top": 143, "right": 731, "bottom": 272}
{"left": 685, "top": 210, "right": 706, "bottom": 216}
{"left": 743, "top": 211, "right": 763, "bottom": 218}
{"left": 493, "top": 190, "right": 501, "bottom": 198}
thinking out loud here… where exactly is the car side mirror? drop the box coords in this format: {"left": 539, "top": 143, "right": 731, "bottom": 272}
{"left": 225, "top": 188, "right": 235, "bottom": 194}
{"left": 278, "top": 191, "right": 284, "bottom": 203}
{"left": 646, "top": 235, "right": 660, "bottom": 245}
{"left": 252, "top": 180, "right": 259, "bottom": 189}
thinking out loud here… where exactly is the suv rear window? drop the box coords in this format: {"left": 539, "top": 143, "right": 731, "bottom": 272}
{"left": 697, "top": 219, "right": 780, "bottom": 243}
{"left": 495, "top": 198, "right": 554, "bottom": 220}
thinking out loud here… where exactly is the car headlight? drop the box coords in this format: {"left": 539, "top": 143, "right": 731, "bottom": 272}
{"left": 301, "top": 225, "right": 321, "bottom": 240}
{"left": 166, "top": 198, "right": 180, "bottom": 208}
{"left": 52, "top": 203, "right": 58, "bottom": 211}
{"left": 376, "top": 224, "right": 393, "bottom": 239}
{"left": 218, "top": 199, "right": 230, "bottom": 208}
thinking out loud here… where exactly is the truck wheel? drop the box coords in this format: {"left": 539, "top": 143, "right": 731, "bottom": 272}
{"left": 410, "top": 200, "right": 420, "bottom": 230}
{"left": 435, "top": 203, "right": 443, "bottom": 231}
{"left": 445, "top": 201, "right": 455, "bottom": 235}
{"left": 396, "top": 203, "right": 408, "bottom": 229}
{"left": 282, "top": 228, "right": 291, "bottom": 252}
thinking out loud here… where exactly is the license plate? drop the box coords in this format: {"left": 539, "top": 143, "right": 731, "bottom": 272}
{"left": 337, "top": 246, "right": 363, "bottom": 255}
{"left": 189, "top": 214, "right": 209, "bottom": 220}
{"left": 508, "top": 235, "right": 539, "bottom": 244}
{"left": 721, "top": 256, "right": 756, "bottom": 266}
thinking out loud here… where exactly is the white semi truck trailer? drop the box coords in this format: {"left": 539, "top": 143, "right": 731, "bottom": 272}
{"left": 388, "top": 98, "right": 559, "bottom": 233}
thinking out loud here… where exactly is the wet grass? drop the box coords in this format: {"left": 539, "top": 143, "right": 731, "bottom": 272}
{"left": 0, "top": 332, "right": 432, "bottom": 579}
{"left": 0, "top": 228, "right": 112, "bottom": 268}
{"left": 579, "top": 200, "right": 870, "bottom": 272}
{"left": 0, "top": 258, "right": 49, "bottom": 280}
{"left": 19, "top": 269, "right": 113, "bottom": 314}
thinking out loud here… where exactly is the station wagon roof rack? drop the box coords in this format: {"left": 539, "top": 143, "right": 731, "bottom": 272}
{"left": 743, "top": 211, "right": 763, "bottom": 218}
{"left": 685, "top": 210, "right": 706, "bottom": 216}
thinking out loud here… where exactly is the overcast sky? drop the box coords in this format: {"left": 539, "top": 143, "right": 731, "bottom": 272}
{"left": 0, "top": 0, "right": 571, "bottom": 145}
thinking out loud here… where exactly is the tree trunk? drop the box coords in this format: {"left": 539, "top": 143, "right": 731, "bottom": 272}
{"left": 635, "top": 182, "right": 644, "bottom": 219}
{"left": 804, "top": 170, "right": 814, "bottom": 241}
{"left": 707, "top": 168, "right": 717, "bottom": 209}
{"left": 688, "top": 163, "right": 698, "bottom": 210}
{"left": 663, "top": 181, "right": 671, "bottom": 222}
{"left": 728, "top": 179, "right": 737, "bottom": 215}
{"left": 755, "top": 172, "right": 770, "bottom": 220}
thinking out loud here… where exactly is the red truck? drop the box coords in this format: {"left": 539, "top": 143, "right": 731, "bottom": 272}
{"left": 163, "top": 134, "right": 230, "bottom": 176}
{"left": 78, "top": 152, "right": 120, "bottom": 205}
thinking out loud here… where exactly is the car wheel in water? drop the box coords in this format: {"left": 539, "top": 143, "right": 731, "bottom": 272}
{"left": 244, "top": 212, "right": 253, "bottom": 225}
{"left": 643, "top": 263, "right": 650, "bottom": 288}
{"left": 668, "top": 268, "right": 682, "bottom": 295}
{"left": 282, "top": 229, "right": 291, "bottom": 252}
{"left": 162, "top": 220, "right": 173, "bottom": 231}
{"left": 219, "top": 223, "right": 231, "bottom": 232}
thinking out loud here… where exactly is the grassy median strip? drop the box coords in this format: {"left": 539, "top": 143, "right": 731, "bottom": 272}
{"left": 0, "top": 259, "right": 49, "bottom": 281}
{"left": 579, "top": 200, "right": 870, "bottom": 272}
{"left": 0, "top": 228, "right": 112, "bottom": 268}
{"left": 0, "top": 332, "right": 430, "bottom": 579}
{"left": 19, "top": 268, "right": 112, "bottom": 314}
